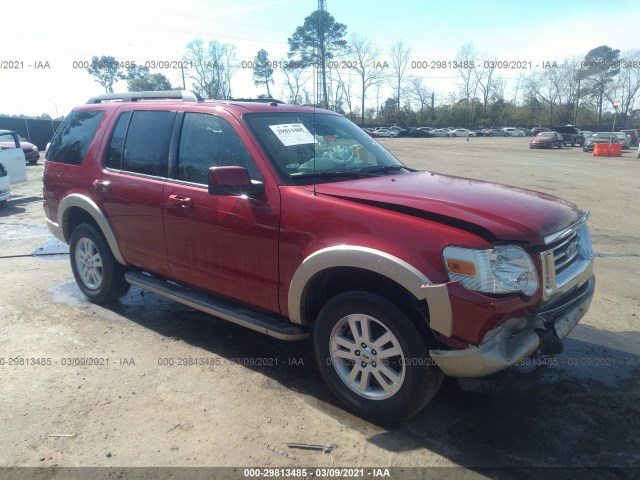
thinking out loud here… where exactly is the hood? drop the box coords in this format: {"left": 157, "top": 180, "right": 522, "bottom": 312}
{"left": 314, "top": 171, "right": 583, "bottom": 246}
{"left": 20, "top": 141, "right": 37, "bottom": 151}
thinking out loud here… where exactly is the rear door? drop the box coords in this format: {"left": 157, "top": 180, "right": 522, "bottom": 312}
{"left": 97, "top": 109, "right": 175, "bottom": 276}
{"left": 163, "top": 111, "right": 281, "bottom": 313}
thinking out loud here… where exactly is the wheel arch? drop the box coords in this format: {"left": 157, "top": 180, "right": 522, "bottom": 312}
{"left": 288, "top": 246, "right": 453, "bottom": 338}
{"left": 59, "top": 194, "right": 127, "bottom": 265}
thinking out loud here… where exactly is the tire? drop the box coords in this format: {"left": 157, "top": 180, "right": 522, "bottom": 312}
{"left": 28, "top": 160, "right": 38, "bottom": 166}
{"left": 445, "top": 134, "right": 450, "bottom": 137}
{"left": 313, "top": 291, "right": 443, "bottom": 422}
{"left": 69, "top": 223, "right": 130, "bottom": 304}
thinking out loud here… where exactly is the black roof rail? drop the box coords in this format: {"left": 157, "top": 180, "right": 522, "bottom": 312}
{"left": 230, "top": 98, "right": 285, "bottom": 105}
{"left": 86, "top": 90, "right": 203, "bottom": 104}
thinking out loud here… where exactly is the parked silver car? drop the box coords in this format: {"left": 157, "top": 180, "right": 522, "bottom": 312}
{"left": 614, "top": 132, "right": 630, "bottom": 150}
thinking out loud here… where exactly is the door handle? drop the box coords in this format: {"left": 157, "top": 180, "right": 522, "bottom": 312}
{"left": 168, "top": 194, "right": 193, "bottom": 208}
{"left": 93, "top": 179, "right": 111, "bottom": 193}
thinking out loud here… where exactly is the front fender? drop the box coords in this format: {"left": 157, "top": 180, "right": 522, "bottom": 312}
{"left": 287, "top": 245, "right": 453, "bottom": 336}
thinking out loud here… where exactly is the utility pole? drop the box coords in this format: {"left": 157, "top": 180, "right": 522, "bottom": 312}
{"left": 574, "top": 72, "right": 581, "bottom": 126}
{"left": 317, "top": 0, "right": 328, "bottom": 109}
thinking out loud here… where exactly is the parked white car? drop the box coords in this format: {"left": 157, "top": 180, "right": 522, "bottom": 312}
{"left": 375, "top": 128, "right": 399, "bottom": 138}
{"left": 450, "top": 128, "right": 476, "bottom": 137}
{"left": 0, "top": 130, "right": 27, "bottom": 184}
{"left": 431, "top": 128, "right": 450, "bottom": 137}
{"left": 502, "top": 127, "right": 524, "bottom": 136}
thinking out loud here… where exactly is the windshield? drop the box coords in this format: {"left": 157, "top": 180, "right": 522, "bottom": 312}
{"left": 537, "top": 133, "right": 554, "bottom": 138}
{"left": 243, "top": 112, "right": 411, "bottom": 184}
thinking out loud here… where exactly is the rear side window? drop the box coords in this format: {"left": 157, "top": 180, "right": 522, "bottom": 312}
{"left": 106, "top": 111, "right": 131, "bottom": 169}
{"left": 121, "top": 111, "right": 174, "bottom": 177}
{"left": 46, "top": 110, "right": 104, "bottom": 165}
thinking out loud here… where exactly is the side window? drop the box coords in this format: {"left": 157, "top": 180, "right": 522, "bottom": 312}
{"left": 46, "top": 110, "right": 105, "bottom": 165}
{"left": 122, "top": 111, "right": 174, "bottom": 177}
{"left": 177, "top": 113, "right": 263, "bottom": 185}
{"left": 0, "top": 132, "right": 20, "bottom": 149}
{"left": 106, "top": 111, "right": 131, "bottom": 170}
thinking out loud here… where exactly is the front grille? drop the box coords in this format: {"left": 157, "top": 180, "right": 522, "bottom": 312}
{"left": 552, "top": 231, "right": 581, "bottom": 275}
{"left": 541, "top": 215, "right": 593, "bottom": 297}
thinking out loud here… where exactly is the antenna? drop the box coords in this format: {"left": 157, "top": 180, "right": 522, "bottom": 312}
{"left": 312, "top": 0, "right": 327, "bottom": 195}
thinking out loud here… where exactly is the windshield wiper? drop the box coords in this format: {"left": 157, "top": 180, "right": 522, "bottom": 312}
{"left": 361, "top": 165, "right": 412, "bottom": 174}
{"left": 290, "top": 170, "right": 368, "bottom": 180}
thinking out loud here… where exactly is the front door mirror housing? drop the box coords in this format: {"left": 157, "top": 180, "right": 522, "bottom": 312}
{"left": 208, "top": 166, "right": 265, "bottom": 197}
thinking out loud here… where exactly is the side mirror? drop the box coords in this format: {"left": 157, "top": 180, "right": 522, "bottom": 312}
{"left": 208, "top": 166, "right": 265, "bottom": 197}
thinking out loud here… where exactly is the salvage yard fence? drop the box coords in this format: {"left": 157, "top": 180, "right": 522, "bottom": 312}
{"left": 0, "top": 116, "right": 63, "bottom": 151}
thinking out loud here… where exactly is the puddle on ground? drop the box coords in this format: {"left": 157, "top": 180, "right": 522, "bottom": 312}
{"left": 0, "top": 222, "right": 50, "bottom": 240}
{"left": 32, "top": 237, "right": 69, "bottom": 260}
{"left": 47, "top": 281, "right": 90, "bottom": 307}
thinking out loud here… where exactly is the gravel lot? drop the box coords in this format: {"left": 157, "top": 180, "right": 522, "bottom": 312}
{"left": 0, "top": 137, "right": 638, "bottom": 480}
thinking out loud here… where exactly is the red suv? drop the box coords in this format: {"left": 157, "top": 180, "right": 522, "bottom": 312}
{"left": 43, "top": 91, "right": 595, "bottom": 421}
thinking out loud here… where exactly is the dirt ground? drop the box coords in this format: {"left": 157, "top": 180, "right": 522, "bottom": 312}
{"left": 0, "top": 137, "right": 639, "bottom": 480}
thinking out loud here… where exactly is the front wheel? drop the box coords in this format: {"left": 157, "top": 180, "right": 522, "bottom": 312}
{"left": 313, "top": 291, "right": 443, "bottom": 422}
{"left": 70, "top": 223, "right": 130, "bottom": 303}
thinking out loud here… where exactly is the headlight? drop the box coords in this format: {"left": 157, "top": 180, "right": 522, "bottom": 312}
{"left": 443, "top": 245, "right": 539, "bottom": 296}
{"left": 33, "top": 146, "right": 38, "bottom": 152}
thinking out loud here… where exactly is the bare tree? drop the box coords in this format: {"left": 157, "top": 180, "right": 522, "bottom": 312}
{"left": 389, "top": 40, "right": 412, "bottom": 115}
{"left": 408, "top": 77, "right": 431, "bottom": 125}
{"left": 606, "top": 49, "right": 640, "bottom": 128}
{"left": 555, "top": 57, "right": 582, "bottom": 122}
{"left": 280, "top": 59, "right": 309, "bottom": 104}
{"left": 334, "top": 67, "right": 355, "bottom": 119}
{"left": 183, "top": 39, "right": 237, "bottom": 99}
{"left": 347, "top": 34, "right": 388, "bottom": 124}
{"left": 475, "top": 60, "right": 501, "bottom": 117}
{"left": 527, "top": 69, "right": 561, "bottom": 125}
{"left": 455, "top": 44, "right": 480, "bottom": 123}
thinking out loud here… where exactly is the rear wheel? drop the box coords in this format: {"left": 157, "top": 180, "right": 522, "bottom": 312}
{"left": 69, "top": 223, "right": 130, "bottom": 303}
{"left": 313, "top": 291, "right": 443, "bottom": 422}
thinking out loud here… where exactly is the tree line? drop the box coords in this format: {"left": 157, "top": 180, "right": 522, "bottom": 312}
{"left": 85, "top": 9, "right": 640, "bottom": 129}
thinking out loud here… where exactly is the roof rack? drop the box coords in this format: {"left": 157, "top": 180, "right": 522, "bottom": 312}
{"left": 230, "top": 98, "right": 285, "bottom": 105}
{"left": 86, "top": 90, "right": 203, "bottom": 104}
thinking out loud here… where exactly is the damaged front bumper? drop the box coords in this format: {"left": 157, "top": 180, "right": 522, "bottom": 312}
{"left": 429, "top": 276, "right": 596, "bottom": 378}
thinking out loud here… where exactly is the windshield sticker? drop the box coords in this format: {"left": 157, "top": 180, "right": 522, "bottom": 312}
{"left": 269, "top": 123, "right": 316, "bottom": 146}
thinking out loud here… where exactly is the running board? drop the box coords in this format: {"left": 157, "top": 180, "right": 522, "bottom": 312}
{"left": 125, "top": 271, "right": 309, "bottom": 341}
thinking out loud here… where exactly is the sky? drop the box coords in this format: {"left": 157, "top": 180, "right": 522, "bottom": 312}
{"left": 1, "top": 0, "right": 639, "bottom": 118}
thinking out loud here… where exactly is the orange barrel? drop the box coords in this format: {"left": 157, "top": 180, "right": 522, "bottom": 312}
{"left": 609, "top": 144, "right": 622, "bottom": 156}
{"left": 593, "top": 143, "right": 610, "bottom": 156}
